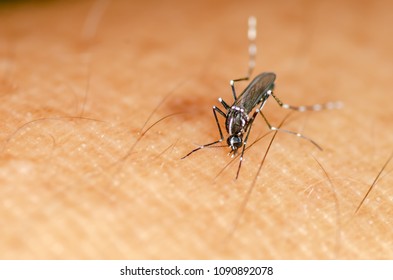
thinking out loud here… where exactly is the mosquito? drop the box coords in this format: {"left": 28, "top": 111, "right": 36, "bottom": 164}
{"left": 182, "top": 16, "right": 341, "bottom": 178}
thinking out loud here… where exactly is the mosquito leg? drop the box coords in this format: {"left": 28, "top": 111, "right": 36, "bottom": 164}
{"left": 270, "top": 90, "right": 342, "bottom": 112}
{"left": 230, "top": 77, "right": 249, "bottom": 101}
{"left": 230, "top": 16, "right": 257, "bottom": 101}
{"left": 181, "top": 106, "right": 226, "bottom": 159}
{"left": 258, "top": 109, "right": 323, "bottom": 151}
{"left": 218, "top": 97, "right": 230, "bottom": 110}
{"left": 235, "top": 110, "right": 258, "bottom": 179}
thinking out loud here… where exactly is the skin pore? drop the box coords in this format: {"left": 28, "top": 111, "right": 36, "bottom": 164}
{"left": 0, "top": 0, "right": 392, "bottom": 259}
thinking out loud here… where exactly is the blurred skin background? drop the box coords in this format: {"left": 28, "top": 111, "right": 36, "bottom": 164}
{"left": 0, "top": 0, "right": 392, "bottom": 259}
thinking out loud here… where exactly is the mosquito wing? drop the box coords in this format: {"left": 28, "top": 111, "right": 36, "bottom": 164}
{"left": 234, "top": 72, "right": 276, "bottom": 114}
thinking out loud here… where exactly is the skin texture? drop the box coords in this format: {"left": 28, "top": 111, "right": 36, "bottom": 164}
{"left": 0, "top": 0, "right": 392, "bottom": 259}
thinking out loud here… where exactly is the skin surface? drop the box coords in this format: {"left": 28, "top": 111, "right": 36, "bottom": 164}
{"left": 0, "top": 0, "right": 392, "bottom": 259}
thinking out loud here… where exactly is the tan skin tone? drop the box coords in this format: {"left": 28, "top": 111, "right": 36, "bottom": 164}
{"left": 0, "top": 0, "right": 392, "bottom": 259}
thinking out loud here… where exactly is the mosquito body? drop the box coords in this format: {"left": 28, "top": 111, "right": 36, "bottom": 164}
{"left": 219, "top": 72, "right": 275, "bottom": 156}
{"left": 182, "top": 17, "right": 341, "bottom": 178}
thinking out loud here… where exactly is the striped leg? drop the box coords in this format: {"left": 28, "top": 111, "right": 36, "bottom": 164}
{"left": 230, "top": 16, "right": 257, "bottom": 100}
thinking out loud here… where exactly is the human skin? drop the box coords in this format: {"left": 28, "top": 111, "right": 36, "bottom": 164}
{"left": 0, "top": 0, "right": 392, "bottom": 259}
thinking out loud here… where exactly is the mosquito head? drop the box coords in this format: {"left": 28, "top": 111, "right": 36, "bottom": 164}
{"left": 227, "top": 135, "right": 243, "bottom": 155}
